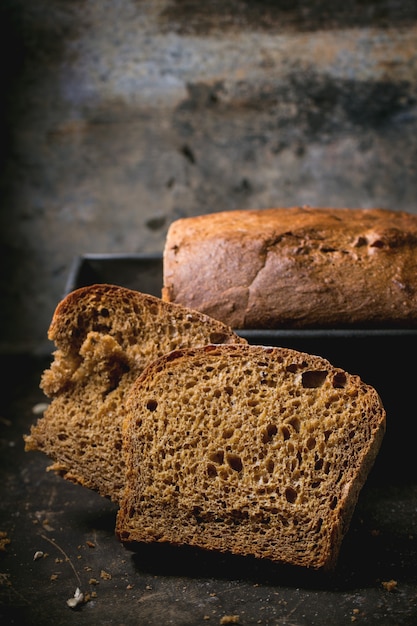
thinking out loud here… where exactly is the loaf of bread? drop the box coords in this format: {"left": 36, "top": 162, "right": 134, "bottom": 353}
{"left": 162, "top": 207, "right": 417, "bottom": 328}
{"left": 24, "top": 284, "right": 247, "bottom": 502}
{"left": 116, "top": 343, "right": 386, "bottom": 571}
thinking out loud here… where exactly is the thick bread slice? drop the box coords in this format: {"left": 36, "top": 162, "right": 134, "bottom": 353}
{"left": 116, "top": 344, "right": 386, "bottom": 571}
{"left": 162, "top": 207, "right": 417, "bottom": 328}
{"left": 24, "top": 284, "right": 247, "bottom": 502}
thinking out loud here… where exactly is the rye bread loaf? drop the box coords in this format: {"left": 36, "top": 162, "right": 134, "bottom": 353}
{"left": 24, "top": 284, "right": 247, "bottom": 502}
{"left": 116, "top": 343, "right": 386, "bottom": 571}
{"left": 162, "top": 207, "right": 417, "bottom": 329}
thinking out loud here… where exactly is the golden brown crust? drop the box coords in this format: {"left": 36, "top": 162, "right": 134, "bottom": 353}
{"left": 162, "top": 207, "right": 417, "bottom": 328}
{"left": 117, "top": 343, "right": 386, "bottom": 570}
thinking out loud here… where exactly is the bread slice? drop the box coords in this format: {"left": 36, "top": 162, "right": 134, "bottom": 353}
{"left": 116, "top": 344, "right": 386, "bottom": 571}
{"left": 24, "top": 284, "right": 247, "bottom": 502}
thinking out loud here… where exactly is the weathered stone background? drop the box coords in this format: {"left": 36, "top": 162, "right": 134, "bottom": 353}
{"left": 1, "top": 1, "right": 417, "bottom": 354}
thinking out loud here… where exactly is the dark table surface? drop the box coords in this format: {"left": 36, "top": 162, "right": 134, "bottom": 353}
{"left": 1, "top": 352, "right": 417, "bottom": 626}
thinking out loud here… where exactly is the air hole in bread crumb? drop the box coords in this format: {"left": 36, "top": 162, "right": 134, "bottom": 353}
{"left": 286, "top": 363, "right": 298, "bottom": 373}
{"left": 99, "top": 307, "right": 110, "bottom": 317}
{"left": 223, "top": 428, "right": 234, "bottom": 439}
{"left": 262, "top": 423, "right": 278, "bottom": 443}
{"left": 207, "top": 463, "right": 218, "bottom": 478}
{"left": 330, "top": 496, "right": 338, "bottom": 510}
{"left": 226, "top": 453, "right": 243, "bottom": 472}
{"left": 301, "top": 370, "right": 328, "bottom": 388}
{"left": 289, "top": 417, "right": 300, "bottom": 432}
{"left": 209, "top": 450, "right": 224, "bottom": 465}
{"left": 281, "top": 425, "right": 290, "bottom": 441}
{"left": 146, "top": 399, "right": 158, "bottom": 411}
{"left": 285, "top": 486, "right": 297, "bottom": 503}
{"left": 315, "top": 457, "right": 323, "bottom": 470}
{"left": 266, "top": 458, "right": 274, "bottom": 473}
{"left": 332, "top": 371, "right": 347, "bottom": 388}
{"left": 306, "top": 436, "right": 316, "bottom": 450}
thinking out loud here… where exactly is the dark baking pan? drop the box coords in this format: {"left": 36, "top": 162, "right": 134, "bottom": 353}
{"left": 65, "top": 253, "right": 164, "bottom": 298}
{"left": 65, "top": 253, "right": 417, "bottom": 482}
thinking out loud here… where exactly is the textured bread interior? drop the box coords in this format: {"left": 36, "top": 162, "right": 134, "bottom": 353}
{"left": 24, "top": 284, "right": 246, "bottom": 501}
{"left": 117, "top": 344, "right": 386, "bottom": 570}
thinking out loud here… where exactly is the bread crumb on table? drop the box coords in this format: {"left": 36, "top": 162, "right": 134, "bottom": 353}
{"left": 220, "top": 616, "right": 240, "bottom": 625}
{"left": 381, "top": 579, "right": 398, "bottom": 592}
{"left": 0, "top": 531, "right": 11, "bottom": 551}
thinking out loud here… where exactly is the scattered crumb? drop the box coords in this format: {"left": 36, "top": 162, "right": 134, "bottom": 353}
{"left": 0, "top": 532, "right": 11, "bottom": 551}
{"left": 382, "top": 579, "right": 398, "bottom": 592}
{"left": 220, "top": 616, "right": 240, "bottom": 625}
{"left": 66, "top": 587, "right": 84, "bottom": 609}
{"left": 0, "top": 573, "right": 11, "bottom": 587}
{"left": 33, "top": 551, "right": 44, "bottom": 561}
{"left": 126, "top": 584, "right": 134, "bottom": 590}
{"left": 32, "top": 402, "right": 49, "bottom": 415}
{"left": 50, "top": 574, "right": 59, "bottom": 581}
{"left": 100, "top": 570, "right": 112, "bottom": 580}
{"left": 86, "top": 540, "right": 95, "bottom": 548}
{"left": 42, "top": 519, "right": 54, "bottom": 532}
{"left": 89, "top": 578, "right": 99, "bottom": 586}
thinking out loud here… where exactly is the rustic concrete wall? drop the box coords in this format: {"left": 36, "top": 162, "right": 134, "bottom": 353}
{"left": 1, "top": 1, "right": 417, "bottom": 354}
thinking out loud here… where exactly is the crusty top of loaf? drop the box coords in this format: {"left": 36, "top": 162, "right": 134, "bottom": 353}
{"left": 117, "top": 343, "right": 386, "bottom": 570}
{"left": 162, "top": 207, "right": 417, "bottom": 328}
{"left": 164, "top": 207, "right": 417, "bottom": 245}
{"left": 24, "top": 284, "right": 247, "bottom": 501}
